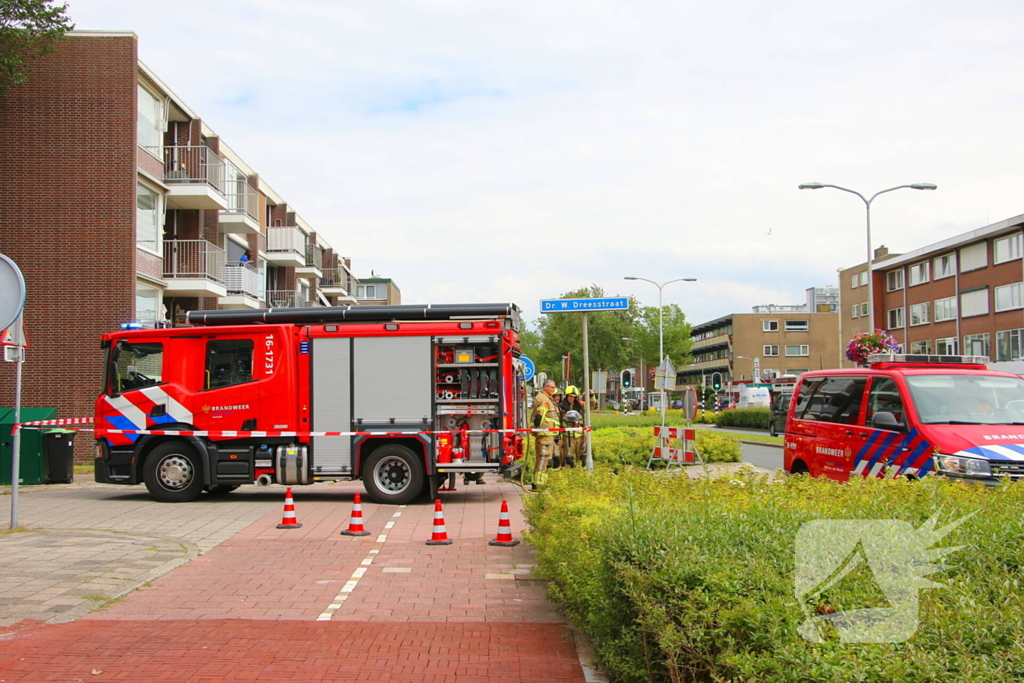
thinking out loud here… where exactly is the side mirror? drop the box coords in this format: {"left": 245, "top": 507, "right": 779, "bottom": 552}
{"left": 871, "top": 411, "right": 904, "bottom": 432}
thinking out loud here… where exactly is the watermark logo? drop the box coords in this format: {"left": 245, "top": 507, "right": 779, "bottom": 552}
{"left": 794, "top": 516, "right": 969, "bottom": 643}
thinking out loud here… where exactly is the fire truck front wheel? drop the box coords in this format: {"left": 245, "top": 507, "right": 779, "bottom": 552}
{"left": 144, "top": 441, "right": 205, "bottom": 503}
{"left": 363, "top": 445, "right": 424, "bottom": 505}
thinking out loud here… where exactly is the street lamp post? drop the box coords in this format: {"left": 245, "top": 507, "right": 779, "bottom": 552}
{"left": 624, "top": 276, "right": 697, "bottom": 426}
{"left": 798, "top": 182, "right": 936, "bottom": 333}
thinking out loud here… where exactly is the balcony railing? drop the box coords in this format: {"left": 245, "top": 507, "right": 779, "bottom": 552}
{"left": 319, "top": 268, "right": 350, "bottom": 294}
{"left": 267, "top": 226, "right": 306, "bottom": 255}
{"left": 221, "top": 178, "right": 258, "bottom": 221}
{"left": 223, "top": 263, "right": 260, "bottom": 298}
{"left": 266, "top": 289, "right": 304, "bottom": 308}
{"left": 163, "top": 240, "right": 225, "bottom": 283}
{"left": 164, "top": 145, "right": 225, "bottom": 194}
{"left": 692, "top": 333, "right": 731, "bottom": 351}
{"left": 305, "top": 243, "right": 323, "bottom": 268}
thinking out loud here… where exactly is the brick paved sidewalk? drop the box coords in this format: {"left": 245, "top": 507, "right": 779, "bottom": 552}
{"left": 0, "top": 477, "right": 588, "bottom": 682}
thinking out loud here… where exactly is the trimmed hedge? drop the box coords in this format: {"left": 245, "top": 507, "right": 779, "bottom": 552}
{"left": 590, "top": 427, "right": 740, "bottom": 468}
{"left": 714, "top": 407, "right": 770, "bottom": 430}
{"left": 525, "top": 468, "right": 1024, "bottom": 683}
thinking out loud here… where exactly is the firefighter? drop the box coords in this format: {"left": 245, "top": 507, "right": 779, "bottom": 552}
{"left": 560, "top": 386, "right": 585, "bottom": 467}
{"left": 531, "top": 379, "right": 561, "bottom": 488}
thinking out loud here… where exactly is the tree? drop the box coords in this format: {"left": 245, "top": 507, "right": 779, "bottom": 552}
{"left": 631, "top": 303, "right": 693, "bottom": 374}
{"left": 534, "top": 285, "right": 635, "bottom": 387}
{"left": 0, "top": 0, "right": 74, "bottom": 96}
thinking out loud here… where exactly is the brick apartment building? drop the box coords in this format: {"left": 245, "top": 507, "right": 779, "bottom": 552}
{"left": 838, "top": 213, "right": 1024, "bottom": 370}
{"left": 680, "top": 287, "right": 840, "bottom": 386}
{"left": 0, "top": 31, "right": 362, "bottom": 458}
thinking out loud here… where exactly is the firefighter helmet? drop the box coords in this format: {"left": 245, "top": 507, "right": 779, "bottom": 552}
{"left": 565, "top": 385, "right": 580, "bottom": 396}
{"left": 563, "top": 410, "right": 582, "bottom": 425}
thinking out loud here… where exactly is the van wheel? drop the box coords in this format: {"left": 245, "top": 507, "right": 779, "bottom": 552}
{"left": 363, "top": 445, "right": 424, "bottom": 505}
{"left": 769, "top": 422, "right": 777, "bottom": 437}
{"left": 144, "top": 441, "right": 204, "bottom": 502}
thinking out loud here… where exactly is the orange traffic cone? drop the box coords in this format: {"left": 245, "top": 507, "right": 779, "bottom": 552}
{"left": 276, "top": 487, "right": 303, "bottom": 529}
{"left": 488, "top": 499, "right": 520, "bottom": 547}
{"left": 340, "top": 492, "right": 371, "bottom": 536}
{"left": 426, "top": 498, "right": 453, "bottom": 545}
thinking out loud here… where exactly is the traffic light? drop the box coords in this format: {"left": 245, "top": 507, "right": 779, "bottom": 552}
{"left": 621, "top": 368, "right": 633, "bottom": 388}
{"left": 711, "top": 372, "right": 723, "bottom": 392}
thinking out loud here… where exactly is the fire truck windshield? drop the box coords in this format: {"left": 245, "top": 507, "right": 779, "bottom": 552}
{"left": 107, "top": 340, "right": 164, "bottom": 394}
{"left": 906, "top": 374, "right": 1024, "bottom": 425}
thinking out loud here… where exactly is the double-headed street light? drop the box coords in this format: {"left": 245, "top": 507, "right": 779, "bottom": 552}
{"left": 624, "top": 276, "right": 697, "bottom": 424}
{"left": 798, "top": 182, "right": 937, "bottom": 332}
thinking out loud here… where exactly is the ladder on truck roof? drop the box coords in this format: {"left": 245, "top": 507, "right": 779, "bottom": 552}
{"left": 185, "top": 303, "right": 521, "bottom": 328}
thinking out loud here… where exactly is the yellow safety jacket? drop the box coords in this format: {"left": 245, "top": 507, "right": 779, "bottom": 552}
{"left": 532, "top": 392, "right": 561, "bottom": 436}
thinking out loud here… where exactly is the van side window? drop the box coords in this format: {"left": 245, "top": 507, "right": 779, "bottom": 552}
{"left": 206, "top": 339, "right": 254, "bottom": 390}
{"left": 866, "top": 377, "right": 905, "bottom": 428}
{"left": 793, "top": 378, "right": 825, "bottom": 419}
{"left": 796, "top": 377, "right": 866, "bottom": 423}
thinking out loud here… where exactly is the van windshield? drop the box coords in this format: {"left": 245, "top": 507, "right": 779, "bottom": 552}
{"left": 905, "top": 374, "right": 1024, "bottom": 425}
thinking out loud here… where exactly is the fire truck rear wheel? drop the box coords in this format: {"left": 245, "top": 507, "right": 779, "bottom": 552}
{"left": 144, "top": 441, "right": 204, "bottom": 503}
{"left": 363, "top": 445, "right": 424, "bottom": 505}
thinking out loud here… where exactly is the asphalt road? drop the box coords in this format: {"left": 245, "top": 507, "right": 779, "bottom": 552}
{"left": 740, "top": 441, "right": 785, "bottom": 472}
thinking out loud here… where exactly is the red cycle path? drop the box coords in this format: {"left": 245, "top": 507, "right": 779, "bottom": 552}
{"left": 0, "top": 481, "right": 585, "bottom": 682}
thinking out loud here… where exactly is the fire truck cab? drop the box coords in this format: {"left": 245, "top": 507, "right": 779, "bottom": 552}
{"left": 784, "top": 354, "right": 1024, "bottom": 484}
{"left": 94, "top": 304, "right": 527, "bottom": 504}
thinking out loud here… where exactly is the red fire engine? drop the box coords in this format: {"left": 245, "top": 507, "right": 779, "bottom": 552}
{"left": 93, "top": 304, "right": 527, "bottom": 504}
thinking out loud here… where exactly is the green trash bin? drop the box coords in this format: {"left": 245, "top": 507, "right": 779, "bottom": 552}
{"left": 43, "top": 429, "right": 76, "bottom": 484}
{"left": 0, "top": 407, "right": 56, "bottom": 486}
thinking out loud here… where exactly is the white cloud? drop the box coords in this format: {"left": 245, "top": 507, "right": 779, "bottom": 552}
{"left": 68, "top": 0, "right": 1024, "bottom": 324}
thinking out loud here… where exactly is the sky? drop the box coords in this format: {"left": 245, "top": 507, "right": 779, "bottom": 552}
{"left": 68, "top": 0, "right": 1024, "bottom": 328}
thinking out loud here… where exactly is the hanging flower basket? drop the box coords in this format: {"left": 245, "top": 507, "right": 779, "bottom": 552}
{"left": 846, "top": 330, "right": 900, "bottom": 366}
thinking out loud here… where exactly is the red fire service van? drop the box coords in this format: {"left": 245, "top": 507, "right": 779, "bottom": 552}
{"left": 94, "top": 304, "right": 527, "bottom": 504}
{"left": 783, "top": 354, "right": 1024, "bottom": 484}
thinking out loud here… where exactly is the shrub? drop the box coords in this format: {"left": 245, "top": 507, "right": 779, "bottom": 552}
{"left": 590, "top": 426, "right": 740, "bottom": 468}
{"left": 715, "top": 407, "right": 771, "bottom": 430}
{"left": 526, "top": 470, "right": 1024, "bottom": 683}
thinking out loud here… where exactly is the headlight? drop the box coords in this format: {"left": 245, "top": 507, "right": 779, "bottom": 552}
{"left": 936, "top": 454, "right": 992, "bottom": 477}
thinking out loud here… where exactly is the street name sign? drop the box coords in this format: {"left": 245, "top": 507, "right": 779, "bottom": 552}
{"left": 540, "top": 297, "right": 629, "bottom": 313}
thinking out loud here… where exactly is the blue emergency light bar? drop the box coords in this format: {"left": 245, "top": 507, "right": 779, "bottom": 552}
{"left": 120, "top": 322, "right": 144, "bottom": 330}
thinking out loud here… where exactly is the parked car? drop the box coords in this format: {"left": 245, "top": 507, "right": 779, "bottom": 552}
{"left": 769, "top": 393, "right": 791, "bottom": 437}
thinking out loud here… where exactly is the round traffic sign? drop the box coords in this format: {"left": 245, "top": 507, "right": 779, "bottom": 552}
{"left": 0, "top": 254, "right": 26, "bottom": 332}
{"left": 682, "top": 386, "right": 698, "bottom": 421}
{"left": 520, "top": 356, "right": 536, "bottom": 382}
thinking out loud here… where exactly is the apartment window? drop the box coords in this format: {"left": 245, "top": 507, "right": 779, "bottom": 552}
{"left": 860, "top": 302, "right": 869, "bottom": 317}
{"left": 785, "top": 345, "right": 809, "bottom": 357}
{"left": 910, "top": 340, "right": 933, "bottom": 354}
{"left": 860, "top": 271, "right": 869, "bottom": 286}
{"left": 787, "top": 369, "right": 808, "bottom": 376}
{"left": 136, "top": 183, "right": 161, "bottom": 253}
{"left": 994, "top": 233, "right": 1023, "bottom": 264}
{"left": 995, "top": 282, "right": 1024, "bottom": 312}
{"left": 850, "top": 273, "right": 860, "bottom": 289}
{"left": 934, "top": 296, "right": 958, "bottom": 322}
{"left": 959, "top": 242, "right": 988, "bottom": 273}
{"left": 887, "top": 307, "right": 905, "bottom": 329}
{"left": 135, "top": 283, "right": 160, "bottom": 326}
{"left": 960, "top": 288, "right": 989, "bottom": 318}
{"left": 908, "top": 262, "right": 930, "bottom": 286}
{"left": 909, "top": 302, "right": 930, "bottom": 326}
{"left": 357, "top": 285, "right": 376, "bottom": 298}
{"left": 936, "top": 337, "right": 959, "bottom": 355}
{"left": 852, "top": 304, "right": 859, "bottom": 318}
{"left": 963, "top": 333, "right": 990, "bottom": 357}
{"left": 763, "top": 320, "right": 779, "bottom": 332}
{"left": 996, "top": 329, "right": 1023, "bottom": 362}
{"left": 785, "top": 320, "right": 809, "bottom": 331}
{"left": 763, "top": 345, "right": 779, "bottom": 356}
{"left": 886, "top": 270, "right": 904, "bottom": 291}
{"left": 137, "top": 85, "right": 164, "bottom": 153}
{"left": 933, "top": 253, "right": 956, "bottom": 280}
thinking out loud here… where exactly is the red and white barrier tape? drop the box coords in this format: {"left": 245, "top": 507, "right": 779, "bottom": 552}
{"left": 13, "top": 418, "right": 589, "bottom": 438}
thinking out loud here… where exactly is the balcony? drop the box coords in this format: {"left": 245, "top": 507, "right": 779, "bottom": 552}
{"left": 163, "top": 146, "right": 228, "bottom": 211}
{"left": 162, "top": 240, "right": 227, "bottom": 297}
{"left": 692, "top": 333, "right": 731, "bottom": 352}
{"left": 296, "top": 243, "right": 323, "bottom": 277}
{"left": 219, "top": 180, "right": 259, "bottom": 234}
{"left": 265, "top": 290, "right": 318, "bottom": 308}
{"left": 683, "top": 357, "right": 731, "bottom": 372}
{"left": 217, "top": 263, "right": 262, "bottom": 309}
{"left": 265, "top": 226, "right": 306, "bottom": 267}
{"left": 319, "top": 268, "right": 351, "bottom": 296}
